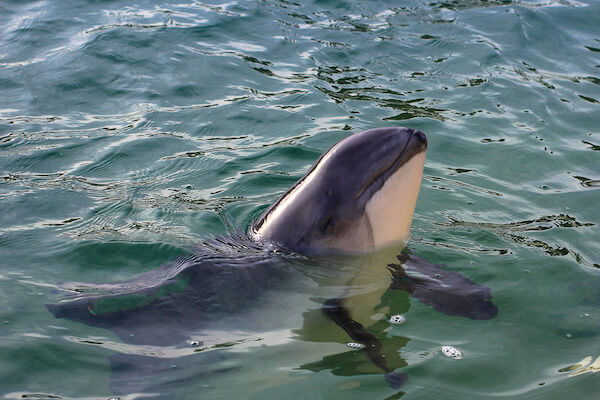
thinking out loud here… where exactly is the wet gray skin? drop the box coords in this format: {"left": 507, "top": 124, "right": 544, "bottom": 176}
{"left": 48, "top": 127, "right": 497, "bottom": 394}
{"left": 251, "top": 127, "right": 428, "bottom": 255}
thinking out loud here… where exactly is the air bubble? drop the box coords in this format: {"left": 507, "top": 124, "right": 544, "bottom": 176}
{"left": 389, "top": 315, "right": 406, "bottom": 325}
{"left": 346, "top": 342, "right": 365, "bottom": 349}
{"left": 441, "top": 345, "right": 463, "bottom": 359}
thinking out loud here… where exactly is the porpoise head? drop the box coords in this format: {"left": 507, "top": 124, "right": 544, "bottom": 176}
{"left": 250, "top": 127, "right": 427, "bottom": 255}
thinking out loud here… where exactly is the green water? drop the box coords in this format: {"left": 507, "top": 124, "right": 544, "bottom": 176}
{"left": 1, "top": 0, "right": 599, "bottom": 398}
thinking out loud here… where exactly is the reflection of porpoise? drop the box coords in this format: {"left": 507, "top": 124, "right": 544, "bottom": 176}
{"left": 48, "top": 127, "right": 497, "bottom": 393}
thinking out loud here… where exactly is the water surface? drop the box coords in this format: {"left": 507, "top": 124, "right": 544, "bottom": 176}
{"left": 1, "top": 0, "right": 599, "bottom": 398}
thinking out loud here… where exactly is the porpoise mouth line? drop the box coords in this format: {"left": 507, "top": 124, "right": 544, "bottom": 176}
{"left": 354, "top": 130, "right": 419, "bottom": 201}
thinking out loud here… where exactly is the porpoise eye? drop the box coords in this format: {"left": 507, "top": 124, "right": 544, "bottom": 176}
{"left": 320, "top": 216, "right": 334, "bottom": 233}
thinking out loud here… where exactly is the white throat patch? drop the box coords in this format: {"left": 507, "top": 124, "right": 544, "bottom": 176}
{"left": 364, "top": 151, "right": 426, "bottom": 250}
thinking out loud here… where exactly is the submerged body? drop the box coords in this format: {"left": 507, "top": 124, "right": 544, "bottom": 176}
{"left": 48, "top": 242, "right": 496, "bottom": 345}
{"left": 48, "top": 241, "right": 496, "bottom": 394}
{"left": 48, "top": 127, "right": 497, "bottom": 393}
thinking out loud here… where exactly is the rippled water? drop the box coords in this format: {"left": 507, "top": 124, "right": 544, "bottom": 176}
{"left": 1, "top": 0, "right": 599, "bottom": 398}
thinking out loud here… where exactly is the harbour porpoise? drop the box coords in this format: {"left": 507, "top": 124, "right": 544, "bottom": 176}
{"left": 48, "top": 127, "right": 497, "bottom": 393}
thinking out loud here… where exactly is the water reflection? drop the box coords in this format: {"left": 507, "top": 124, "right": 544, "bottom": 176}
{"left": 441, "top": 214, "right": 598, "bottom": 268}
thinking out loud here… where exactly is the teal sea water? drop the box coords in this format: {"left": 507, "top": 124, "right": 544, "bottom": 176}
{"left": 1, "top": 0, "right": 599, "bottom": 398}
